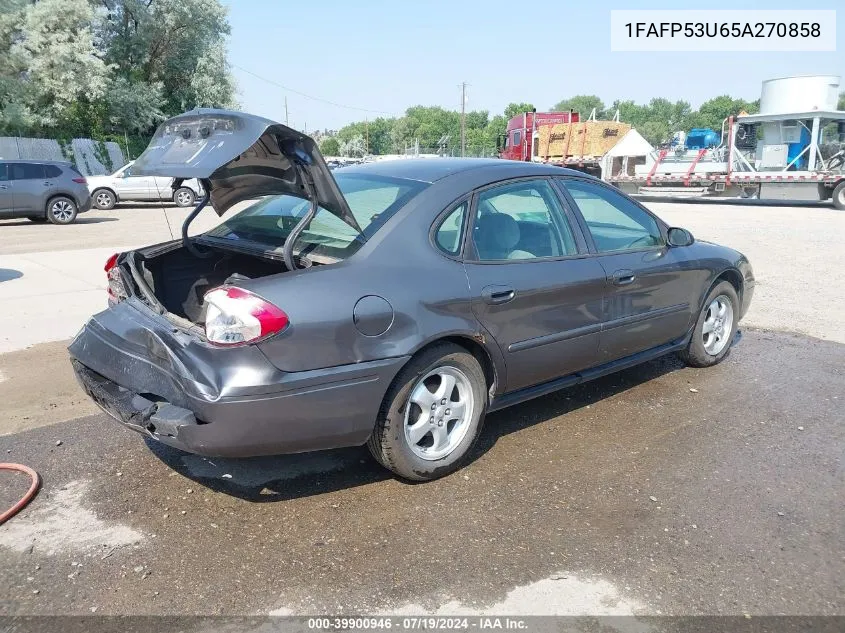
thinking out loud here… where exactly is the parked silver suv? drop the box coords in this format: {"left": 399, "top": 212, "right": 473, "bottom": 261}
{"left": 0, "top": 160, "right": 92, "bottom": 224}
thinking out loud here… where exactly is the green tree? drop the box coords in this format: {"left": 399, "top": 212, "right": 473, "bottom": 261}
{"left": 319, "top": 136, "right": 340, "bottom": 156}
{"left": 687, "top": 95, "right": 759, "bottom": 131}
{"left": 504, "top": 102, "right": 534, "bottom": 119}
{"left": 552, "top": 95, "right": 606, "bottom": 118}
{"left": 10, "top": 0, "right": 110, "bottom": 130}
{"left": 99, "top": 0, "right": 237, "bottom": 114}
{"left": 838, "top": 91, "right": 844, "bottom": 110}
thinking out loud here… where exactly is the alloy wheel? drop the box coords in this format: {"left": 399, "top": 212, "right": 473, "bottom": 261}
{"left": 702, "top": 295, "right": 734, "bottom": 355}
{"left": 403, "top": 366, "right": 475, "bottom": 461}
{"left": 176, "top": 190, "right": 194, "bottom": 206}
{"left": 95, "top": 191, "right": 113, "bottom": 208}
{"left": 50, "top": 200, "right": 75, "bottom": 223}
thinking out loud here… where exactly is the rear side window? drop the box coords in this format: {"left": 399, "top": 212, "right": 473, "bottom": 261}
{"left": 44, "top": 165, "right": 62, "bottom": 178}
{"left": 10, "top": 163, "right": 45, "bottom": 180}
{"left": 434, "top": 202, "right": 467, "bottom": 255}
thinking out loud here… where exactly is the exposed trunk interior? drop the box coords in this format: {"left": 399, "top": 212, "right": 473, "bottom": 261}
{"left": 132, "top": 245, "right": 289, "bottom": 324}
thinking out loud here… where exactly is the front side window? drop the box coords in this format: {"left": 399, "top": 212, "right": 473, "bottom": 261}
{"left": 10, "top": 163, "right": 44, "bottom": 180}
{"left": 204, "top": 173, "right": 428, "bottom": 261}
{"left": 434, "top": 202, "right": 467, "bottom": 255}
{"left": 472, "top": 179, "right": 577, "bottom": 261}
{"left": 561, "top": 179, "right": 663, "bottom": 253}
{"left": 0, "top": 163, "right": 7, "bottom": 180}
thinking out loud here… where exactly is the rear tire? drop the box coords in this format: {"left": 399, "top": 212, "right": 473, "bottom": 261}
{"left": 367, "top": 343, "right": 487, "bottom": 481}
{"left": 832, "top": 180, "right": 845, "bottom": 211}
{"left": 27, "top": 216, "right": 48, "bottom": 223}
{"left": 174, "top": 187, "right": 196, "bottom": 207}
{"left": 680, "top": 281, "right": 739, "bottom": 368}
{"left": 93, "top": 188, "right": 116, "bottom": 210}
{"left": 46, "top": 196, "right": 78, "bottom": 225}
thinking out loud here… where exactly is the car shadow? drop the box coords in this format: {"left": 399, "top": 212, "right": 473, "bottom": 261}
{"left": 471, "top": 353, "right": 685, "bottom": 459}
{"left": 0, "top": 268, "right": 23, "bottom": 282}
{"left": 145, "top": 353, "right": 686, "bottom": 503}
{"left": 0, "top": 216, "right": 118, "bottom": 226}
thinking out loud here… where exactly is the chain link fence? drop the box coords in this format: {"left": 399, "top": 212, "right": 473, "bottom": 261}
{"left": 0, "top": 136, "right": 128, "bottom": 175}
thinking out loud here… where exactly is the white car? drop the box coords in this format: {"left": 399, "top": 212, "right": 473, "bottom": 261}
{"left": 87, "top": 161, "right": 203, "bottom": 209}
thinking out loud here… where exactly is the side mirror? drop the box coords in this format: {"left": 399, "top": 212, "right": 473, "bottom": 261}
{"left": 667, "top": 227, "right": 694, "bottom": 247}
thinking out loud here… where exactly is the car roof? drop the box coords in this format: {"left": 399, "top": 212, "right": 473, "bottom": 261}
{"left": 337, "top": 158, "right": 588, "bottom": 183}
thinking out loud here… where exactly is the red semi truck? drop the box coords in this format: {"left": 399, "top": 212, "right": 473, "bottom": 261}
{"left": 498, "top": 111, "right": 579, "bottom": 162}
{"left": 498, "top": 109, "right": 625, "bottom": 177}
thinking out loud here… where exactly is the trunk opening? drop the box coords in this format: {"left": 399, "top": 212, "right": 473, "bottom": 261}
{"left": 125, "top": 244, "right": 308, "bottom": 325}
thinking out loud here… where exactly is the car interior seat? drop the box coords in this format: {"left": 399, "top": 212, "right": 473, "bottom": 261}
{"left": 474, "top": 213, "right": 535, "bottom": 260}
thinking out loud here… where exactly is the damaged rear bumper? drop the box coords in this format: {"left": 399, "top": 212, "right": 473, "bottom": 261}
{"left": 68, "top": 300, "right": 408, "bottom": 457}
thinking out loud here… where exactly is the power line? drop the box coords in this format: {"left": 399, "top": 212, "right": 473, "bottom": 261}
{"left": 231, "top": 63, "right": 395, "bottom": 116}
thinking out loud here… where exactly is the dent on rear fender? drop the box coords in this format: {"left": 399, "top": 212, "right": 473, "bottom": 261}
{"left": 68, "top": 301, "right": 285, "bottom": 402}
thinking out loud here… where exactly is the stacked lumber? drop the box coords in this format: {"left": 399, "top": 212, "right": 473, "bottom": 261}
{"left": 537, "top": 121, "right": 631, "bottom": 159}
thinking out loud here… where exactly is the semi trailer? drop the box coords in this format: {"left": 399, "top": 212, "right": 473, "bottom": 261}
{"left": 606, "top": 75, "right": 845, "bottom": 209}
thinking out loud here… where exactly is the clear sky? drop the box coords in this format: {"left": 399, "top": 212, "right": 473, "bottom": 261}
{"left": 223, "top": 0, "right": 843, "bottom": 131}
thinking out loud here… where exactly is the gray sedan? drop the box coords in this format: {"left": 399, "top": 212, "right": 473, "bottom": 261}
{"left": 69, "top": 110, "right": 754, "bottom": 481}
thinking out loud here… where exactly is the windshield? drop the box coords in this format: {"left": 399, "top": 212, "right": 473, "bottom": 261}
{"left": 202, "top": 173, "right": 427, "bottom": 261}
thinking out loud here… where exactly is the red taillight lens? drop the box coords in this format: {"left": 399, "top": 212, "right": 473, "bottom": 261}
{"left": 204, "top": 286, "right": 289, "bottom": 346}
{"left": 104, "top": 253, "right": 118, "bottom": 273}
{"left": 104, "top": 253, "right": 126, "bottom": 304}
{"left": 72, "top": 177, "right": 87, "bottom": 184}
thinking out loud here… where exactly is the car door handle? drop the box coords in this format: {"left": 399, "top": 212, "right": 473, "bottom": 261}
{"left": 43, "top": 181, "right": 52, "bottom": 186}
{"left": 481, "top": 285, "right": 516, "bottom": 305}
{"left": 0, "top": 184, "right": 7, "bottom": 189}
{"left": 611, "top": 269, "right": 636, "bottom": 286}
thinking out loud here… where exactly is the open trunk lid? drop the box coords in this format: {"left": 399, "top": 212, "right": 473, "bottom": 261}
{"left": 131, "top": 109, "right": 360, "bottom": 231}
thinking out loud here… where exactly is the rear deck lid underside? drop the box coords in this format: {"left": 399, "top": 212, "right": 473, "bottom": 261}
{"left": 131, "top": 109, "right": 360, "bottom": 231}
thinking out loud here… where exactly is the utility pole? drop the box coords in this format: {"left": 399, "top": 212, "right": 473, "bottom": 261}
{"left": 284, "top": 97, "right": 289, "bottom": 126}
{"left": 460, "top": 82, "right": 467, "bottom": 157}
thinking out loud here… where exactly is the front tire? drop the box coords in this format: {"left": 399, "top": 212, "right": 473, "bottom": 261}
{"left": 174, "top": 187, "right": 196, "bottom": 207}
{"left": 368, "top": 343, "right": 487, "bottom": 481}
{"left": 46, "top": 196, "right": 78, "bottom": 225}
{"left": 92, "top": 188, "right": 116, "bottom": 210}
{"left": 680, "top": 281, "right": 739, "bottom": 368}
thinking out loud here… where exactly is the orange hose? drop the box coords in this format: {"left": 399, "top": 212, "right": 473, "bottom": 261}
{"left": 0, "top": 463, "right": 41, "bottom": 525}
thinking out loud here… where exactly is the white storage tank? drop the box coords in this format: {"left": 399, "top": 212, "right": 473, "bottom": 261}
{"left": 759, "top": 75, "right": 840, "bottom": 115}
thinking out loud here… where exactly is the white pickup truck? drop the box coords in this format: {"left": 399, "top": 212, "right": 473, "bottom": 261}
{"left": 87, "top": 161, "right": 203, "bottom": 209}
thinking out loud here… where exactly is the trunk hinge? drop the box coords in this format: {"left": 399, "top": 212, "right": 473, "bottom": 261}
{"left": 281, "top": 158, "right": 318, "bottom": 272}
{"left": 180, "top": 178, "right": 214, "bottom": 259}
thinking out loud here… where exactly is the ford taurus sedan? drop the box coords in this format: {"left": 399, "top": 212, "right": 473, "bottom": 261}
{"left": 69, "top": 110, "right": 754, "bottom": 481}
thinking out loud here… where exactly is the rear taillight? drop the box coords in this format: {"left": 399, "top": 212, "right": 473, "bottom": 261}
{"left": 105, "top": 253, "right": 126, "bottom": 304}
{"left": 72, "top": 177, "right": 87, "bottom": 184}
{"left": 204, "top": 286, "right": 289, "bottom": 346}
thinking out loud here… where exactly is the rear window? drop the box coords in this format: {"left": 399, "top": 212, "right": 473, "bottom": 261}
{"left": 203, "top": 173, "right": 427, "bottom": 261}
